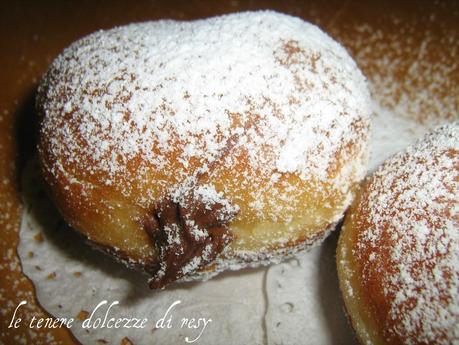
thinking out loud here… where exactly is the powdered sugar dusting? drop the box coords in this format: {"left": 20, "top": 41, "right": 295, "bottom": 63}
{"left": 171, "top": 181, "right": 239, "bottom": 220}
{"left": 355, "top": 122, "right": 459, "bottom": 344}
{"left": 348, "top": 21, "right": 458, "bottom": 125}
{"left": 37, "top": 10, "right": 371, "bottom": 216}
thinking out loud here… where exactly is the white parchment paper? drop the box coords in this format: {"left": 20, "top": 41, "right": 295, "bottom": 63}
{"left": 18, "top": 102, "right": 437, "bottom": 345}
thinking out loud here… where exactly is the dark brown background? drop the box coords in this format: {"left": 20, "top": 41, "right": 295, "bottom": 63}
{"left": 1, "top": 1, "right": 458, "bottom": 344}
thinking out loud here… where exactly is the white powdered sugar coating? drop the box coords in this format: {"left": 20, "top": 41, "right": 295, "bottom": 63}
{"left": 38, "top": 10, "right": 371, "bottom": 210}
{"left": 355, "top": 122, "right": 459, "bottom": 344}
{"left": 171, "top": 181, "right": 240, "bottom": 222}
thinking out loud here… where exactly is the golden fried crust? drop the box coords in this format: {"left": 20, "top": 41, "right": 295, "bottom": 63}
{"left": 337, "top": 123, "right": 459, "bottom": 345}
{"left": 37, "top": 12, "right": 372, "bottom": 284}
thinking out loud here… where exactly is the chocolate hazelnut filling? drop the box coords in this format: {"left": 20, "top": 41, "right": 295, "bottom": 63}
{"left": 144, "top": 187, "right": 238, "bottom": 289}
{"left": 143, "top": 127, "right": 245, "bottom": 289}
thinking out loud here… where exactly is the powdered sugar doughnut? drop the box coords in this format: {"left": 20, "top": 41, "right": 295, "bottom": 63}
{"left": 37, "top": 11, "right": 371, "bottom": 288}
{"left": 337, "top": 122, "right": 459, "bottom": 344}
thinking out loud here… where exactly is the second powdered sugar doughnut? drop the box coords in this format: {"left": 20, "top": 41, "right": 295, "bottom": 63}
{"left": 337, "top": 122, "right": 459, "bottom": 345}
{"left": 37, "top": 11, "right": 372, "bottom": 288}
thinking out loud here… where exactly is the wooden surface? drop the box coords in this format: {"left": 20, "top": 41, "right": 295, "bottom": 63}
{"left": 0, "top": 1, "right": 457, "bottom": 344}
